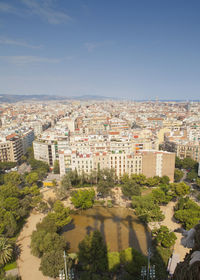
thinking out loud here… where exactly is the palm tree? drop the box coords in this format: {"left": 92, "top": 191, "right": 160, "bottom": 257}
{"left": 0, "top": 237, "right": 13, "bottom": 265}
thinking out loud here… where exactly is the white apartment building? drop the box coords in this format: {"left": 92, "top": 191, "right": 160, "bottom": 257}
{"left": 59, "top": 150, "right": 175, "bottom": 182}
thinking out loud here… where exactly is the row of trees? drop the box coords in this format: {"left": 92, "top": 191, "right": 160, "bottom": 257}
{"left": 0, "top": 171, "right": 45, "bottom": 238}
{"left": 55, "top": 168, "right": 116, "bottom": 200}
{"left": 132, "top": 182, "right": 190, "bottom": 223}
{"left": 121, "top": 174, "right": 170, "bottom": 198}
{"left": 0, "top": 150, "right": 50, "bottom": 277}
{"left": 30, "top": 200, "right": 71, "bottom": 277}
{"left": 58, "top": 168, "right": 173, "bottom": 200}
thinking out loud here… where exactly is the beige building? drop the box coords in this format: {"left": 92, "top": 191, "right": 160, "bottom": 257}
{"left": 176, "top": 143, "right": 200, "bottom": 162}
{"left": 0, "top": 134, "right": 23, "bottom": 163}
{"left": 141, "top": 150, "right": 175, "bottom": 182}
{"left": 59, "top": 150, "right": 175, "bottom": 182}
{"left": 0, "top": 141, "right": 14, "bottom": 162}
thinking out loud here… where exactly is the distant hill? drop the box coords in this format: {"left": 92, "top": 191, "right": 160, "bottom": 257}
{"left": 0, "top": 94, "right": 198, "bottom": 103}
{"left": 0, "top": 94, "right": 116, "bottom": 103}
{"left": 70, "top": 94, "right": 115, "bottom": 100}
{"left": 0, "top": 94, "right": 67, "bottom": 103}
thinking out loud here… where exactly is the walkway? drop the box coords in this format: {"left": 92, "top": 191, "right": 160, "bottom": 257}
{"left": 17, "top": 212, "right": 52, "bottom": 280}
{"left": 149, "top": 201, "right": 190, "bottom": 261}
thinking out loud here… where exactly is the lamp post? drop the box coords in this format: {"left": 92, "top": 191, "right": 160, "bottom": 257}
{"left": 147, "top": 248, "right": 151, "bottom": 280}
{"left": 59, "top": 269, "right": 65, "bottom": 280}
{"left": 149, "top": 265, "right": 156, "bottom": 279}
{"left": 141, "top": 248, "right": 156, "bottom": 280}
{"left": 141, "top": 266, "right": 147, "bottom": 280}
{"left": 63, "top": 251, "right": 68, "bottom": 280}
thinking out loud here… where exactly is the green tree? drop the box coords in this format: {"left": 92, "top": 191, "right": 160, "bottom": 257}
{"left": 25, "top": 172, "right": 39, "bottom": 185}
{"left": 71, "top": 189, "right": 95, "bottom": 209}
{"left": 4, "top": 172, "right": 22, "bottom": 186}
{"left": 152, "top": 226, "right": 177, "bottom": 248}
{"left": 2, "top": 197, "right": 20, "bottom": 221}
{"left": 181, "top": 157, "right": 198, "bottom": 171}
{"left": 152, "top": 188, "right": 171, "bottom": 204}
{"left": 0, "top": 162, "right": 16, "bottom": 172}
{"left": 0, "top": 184, "right": 20, "bottom": 200}
{"left": 160, "top": 176, "right": 170, "bottom": 185}
{"left": 34, "top": 167, "right": 48, "bottom": 180}
{"left": 132, "top": 195, "right": 164, "bottom": 223}
{"left": 121, "top": 181, "right": 141, "bottom": 198}
{"left": 53, "top": 160, "right": 60, "bottom": 174}
{"left": 170, "top": 182, "right": 190, "bottom": 197}
{"left": 0, "top": 237, "right": 13, "bottom": 265}
{"left": 31, "top": 230, "right": 66, "bottom": 257}
{"left": 120, "top": 248, "right": 147, "bottom": 277}
{"left": 97, "top": 169, "right": 115, "bottom": 196}
{"left": 175, "top": 156, "right": 182, "bottom": 169}
{"left": 130, "top": 174, "right": 146, "bottom": 185}
{"left": 36, "top": 215, "right": 57, "bottom": 233}
{"left": 31, "top": 230, "right": 47, "bottom": 257}
{"left": 146, "top": 176, "right": 160, "bottom": 187}
{"left": 174, "top": 169, "right": 184, "bottom": 182}
{"left": 174, "top": 198, "right": 200, "bottom": 229}
{"left": 39, "top": 250, "right": 64, "bottom": 278}
{"left": 78, "top": 230, "right": 108, "bottom": 273}
{"left": 107, "top": 252, "right": 120, "bottom": 272}
{"left": 55, "top": 174, "right": 72, "bottom": 199}
{"left": 48, "top": 201, "right": 71, "bottom": 230}
{"left": 196, "top": 177, "right": 200, "bottom": 187}
{"left": 68, "top": 169, "right": 80, "bottom": 186}
{"left": 186, "top": 170, "right": 198, "bottom": 182}
{"left": 4, "top": 212, "right": 18, "bottom": 237}
{"left": 61, "top": 174, "right": 72, "bottom": 189}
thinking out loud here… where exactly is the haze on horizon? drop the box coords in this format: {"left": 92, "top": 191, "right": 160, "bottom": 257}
{"left": 0, "top": 0, "right": 200, "bottom": 100}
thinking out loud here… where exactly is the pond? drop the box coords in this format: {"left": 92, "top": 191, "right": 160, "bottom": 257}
{"left": 62, "top": 206, "right": 151, "bottom": 255}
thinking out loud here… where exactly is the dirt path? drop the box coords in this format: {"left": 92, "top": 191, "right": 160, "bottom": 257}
{"left": 16, "top": 212, "right": 51, "bottom": 280}
{"left": 16, "top": 187, "right": 73, "bottom": 280}
{"left": 149, "top": 201, "right": 190, "bottom": 261}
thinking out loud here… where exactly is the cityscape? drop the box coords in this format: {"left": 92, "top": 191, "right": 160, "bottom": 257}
{"left": 0, "top": 1, "right": 200, "bottom": 280}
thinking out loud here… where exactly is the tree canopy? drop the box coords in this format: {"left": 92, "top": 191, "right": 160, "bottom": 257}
{"left": 71, "top": 189, "right": 95, "bottom": 209}
{"left": 78, "top": 230, "right": 108, "bottom": 273}
{"left": 174, "top": 197, "right": 200, "bottom": 229}
{"left": 152, "top": 226, "right": 177, "bottom": 248}
{"left": 121, "top": 174, "right": 141, "bottom": 198}
{"left": 174, "top": 169, "right": 184, "bottom": 182}
{"left": 97, "top": 169, "right": 115, "bottom": 196}
{"left": 132, "top": 194, "right": 164, "bottom": 223}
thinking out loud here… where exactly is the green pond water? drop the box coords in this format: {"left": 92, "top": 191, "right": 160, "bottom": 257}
{"left": 62, "top": 206, "right": 151, "bottom": 255}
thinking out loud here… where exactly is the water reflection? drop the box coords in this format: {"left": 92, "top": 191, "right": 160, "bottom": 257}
{"left": 62, "top": 206, "right": 151, "bottom": 255}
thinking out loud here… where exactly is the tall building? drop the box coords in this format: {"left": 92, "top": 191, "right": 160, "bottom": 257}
{"left": 0, "top": 134, "right": 23, "bottom": 163}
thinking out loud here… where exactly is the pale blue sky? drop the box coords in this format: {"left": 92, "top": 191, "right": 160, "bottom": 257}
{"left": 0, "top": 0, "right": 200, "bottom": 100}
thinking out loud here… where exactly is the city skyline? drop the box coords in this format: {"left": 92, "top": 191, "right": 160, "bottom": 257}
{"left": 0, "top": 0, "right": 200, "bottom": 99}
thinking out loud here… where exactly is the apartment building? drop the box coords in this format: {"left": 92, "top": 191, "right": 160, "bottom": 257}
{"left": 176, "top": 143, "right": 200, "bottom": 162}
{"left": 0, "top": 141, "right": 14, "bottom": 162}
{"left": 59, "top": 150, "right": 175, "bottom": 182}
{"left": 0, "top": 134, "right": 23, "bottom": 163}
{"left": 33, "top": 140, "right": 57, "bottom": 166}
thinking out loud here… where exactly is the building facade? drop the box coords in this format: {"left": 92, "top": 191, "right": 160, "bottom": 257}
{"left": 59, "top": 150, "right": 175, "bottom": 182}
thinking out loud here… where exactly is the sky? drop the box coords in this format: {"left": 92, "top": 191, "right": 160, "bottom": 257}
{"left": 0, "top": 0, "right": 200, "bottom": 100}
